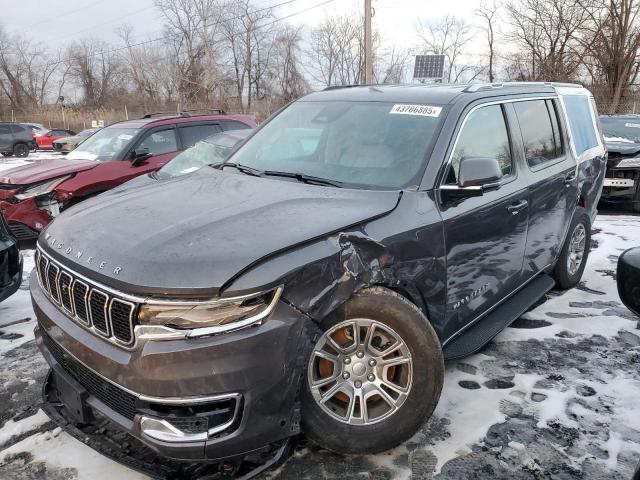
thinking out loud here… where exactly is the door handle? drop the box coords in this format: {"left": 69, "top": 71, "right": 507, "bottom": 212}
{"left": 565, "top": 171, "right": 577, "bottom": 186}
{"left": 507, "top": 200, "right": 528, "bottom": 214}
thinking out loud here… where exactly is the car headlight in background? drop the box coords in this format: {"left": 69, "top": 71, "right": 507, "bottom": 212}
{"left": 616, "top": 158, "right": 640, "bottom": 168}
{"left": 14, "top": 175, "right": 73, "bottom": 200}
{"left": 136, "top": 286, "right": 283, "bottom": 340}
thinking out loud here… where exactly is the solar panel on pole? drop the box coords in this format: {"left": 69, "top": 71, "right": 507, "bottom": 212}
{"left": 413, "top": 55, "right": 446, "bottom": 82}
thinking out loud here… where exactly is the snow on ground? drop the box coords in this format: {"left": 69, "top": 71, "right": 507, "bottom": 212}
{"left": 0, "top": 150, "right": 63, "bottom": 174}
{"left": 1, "top": 215, "right": 639, "bottom": 479}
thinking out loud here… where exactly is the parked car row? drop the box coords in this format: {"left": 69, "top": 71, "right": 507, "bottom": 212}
{"left": 0, "top": 112, "right": 256, "bottom": 240}
{"left": 21, "top": 82, "right": 609, "bottom": 476}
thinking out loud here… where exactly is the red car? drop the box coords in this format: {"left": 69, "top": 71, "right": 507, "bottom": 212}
{"left": 36, "top": 129, "right": 76, "bottom": 150}
{"left": 0, "top": 113, "right": 256, "bottom": 240}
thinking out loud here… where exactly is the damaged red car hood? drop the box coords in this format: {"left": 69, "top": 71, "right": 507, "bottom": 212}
{"left": 40, "top": 167, "right": 401, "bottom": 296}
{"left": 0, "top": 158, "right": 97, "bottom": 185}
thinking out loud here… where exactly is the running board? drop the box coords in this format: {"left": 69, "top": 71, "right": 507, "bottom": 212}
{"left": 443, "top": 274, "right": 555, "bottom": 361}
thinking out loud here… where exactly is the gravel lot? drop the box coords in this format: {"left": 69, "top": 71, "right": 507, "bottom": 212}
{"left": 1, "top": 152, "right": 639, "bottom": 479}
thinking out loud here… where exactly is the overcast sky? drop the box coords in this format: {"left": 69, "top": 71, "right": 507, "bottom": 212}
{"left": 1, "top": 0, "right": 482, "bottom": 54}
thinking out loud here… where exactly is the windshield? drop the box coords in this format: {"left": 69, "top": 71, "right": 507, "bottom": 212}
{"left": 160, "top": 133, "right": 239, "bottom": 177}
{"left": 67, "top": 127, "right": 139, "bottom": 161}
{"left": 229, "top": 100, "right": 444, "bottom": 189}
{"left": 601, "top": 117, "right": 640, "bottom": 143}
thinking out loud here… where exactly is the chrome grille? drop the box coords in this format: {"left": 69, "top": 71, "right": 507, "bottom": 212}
{"left": 35, "top": 248, "right": 137, "bottom": 346}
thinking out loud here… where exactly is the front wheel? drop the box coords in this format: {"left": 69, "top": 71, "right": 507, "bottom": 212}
{"left": 553, "top": 206, "right": 591, "bottom": 289}
{"left": 13, "top": 143, "right": 29, "bottom": 158}
{"left": 301, "top": 287, "right": 444, "bottom": 454}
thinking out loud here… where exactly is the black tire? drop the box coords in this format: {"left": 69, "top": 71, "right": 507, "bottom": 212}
{"left": 553, "top": 206, "right": 591, "bottom": 289}
{"left": 632, "top": 182, "right": 640, "bottom": 213}
{"left": 301, "top": 286, "right": 444, "bottom": 454}
{"left": 1, "top": 152, "right": 11, "bottom": 157}
{"left": 13, "top": 143, "right": 29, "bottom": 158}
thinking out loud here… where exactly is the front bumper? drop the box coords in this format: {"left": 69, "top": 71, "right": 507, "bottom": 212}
{"left": 0, "top": 197, "right": 51, "bottom": 237}
{"left": 32, "top": 272, "right": 309, "bottom": 462}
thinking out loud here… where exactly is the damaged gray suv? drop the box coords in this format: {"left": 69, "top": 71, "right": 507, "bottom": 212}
{"left": 32, "top": 83, "right": 605, "bottom": 475}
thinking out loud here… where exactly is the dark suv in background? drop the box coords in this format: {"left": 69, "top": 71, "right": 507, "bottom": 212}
{"left": 32, "top": 83, "right": 604, "bottom": 476}
{"left": 600, "top": 114, "right": 640, "bottom": 211}
{"left": 0, "top": 113, "right": 256, "bottom": 241}
{"left": 0, "top": 122, "right": 36, "bottom": 158}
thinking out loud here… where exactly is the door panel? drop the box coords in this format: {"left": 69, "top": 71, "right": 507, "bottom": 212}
{"left": 511, "top": 98, "right": 577, "bottom": 277}
{"left": 438, "top": 103, "right": 530, "bottom": 339}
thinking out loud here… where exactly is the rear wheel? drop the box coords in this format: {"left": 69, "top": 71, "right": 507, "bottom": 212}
{"left": 13, "top": 143, "right": 29, "bottom": 158}
{"left": 302, "top": 287, "right": 444, "bottom": 454}
{"left": 553, "top": 206, "right": 590, "bottom": 289}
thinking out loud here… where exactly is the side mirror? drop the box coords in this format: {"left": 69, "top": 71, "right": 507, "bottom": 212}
{"left": 131, "top": 147, "right": 151, "bottom": 166}
{"left": 440, "top": 157, "right": 503, "bottom": 199}
{"left": 458, "top": 156, "right": 503, "bottom": 188}
{"left": 617, "top": 247, "right": 640, "bottom": 317}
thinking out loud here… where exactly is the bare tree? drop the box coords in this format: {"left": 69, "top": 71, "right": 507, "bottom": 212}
{"left": 415, "top": 15, "right": 481, "bottom": 83}
{"left": 375, "top": 46, "right": 410, "bottom": 84}
{"left": 271, "top": 24, "right": 309, "bottom": 104}
{"left": 580, "top": 0, "right": 640, "bottom": 113}
{"left": 474, "top": 0, "right": 500, "bottom": 82}
{"left": 504, "top": 0, "right": 589, "bottom": 82}
{"left": 67, "top": 38, "right": 122, "bottom": 107}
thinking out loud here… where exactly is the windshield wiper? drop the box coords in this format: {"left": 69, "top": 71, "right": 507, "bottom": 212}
{"left": 262, "top": 170, "right": 344, "bottom": 188}
{"left": 211, "top": 162, "right": 263, "bottom": 177}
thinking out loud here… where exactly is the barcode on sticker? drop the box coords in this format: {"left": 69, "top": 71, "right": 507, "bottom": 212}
{"left": 390, "top": 104, "right": 442, "bottom": 117}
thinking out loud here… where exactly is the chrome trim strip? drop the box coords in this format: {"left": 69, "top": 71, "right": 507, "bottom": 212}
{"left": 134, "top": 286, "right": 284, "bottom": 341}
{"left": 71, "top": 279, "right": 91, "bottom": 325}
{"left": 88, "top": 290, "right": 110, "bottom": 337}
{"left": 47, "top": 263, "right": 61, "bottom": 304}
{"left": 109, "top": 298, "right": 136, "bottom": 346}
{"left": 59, "top": 271, "right": 75, "bottom": 316}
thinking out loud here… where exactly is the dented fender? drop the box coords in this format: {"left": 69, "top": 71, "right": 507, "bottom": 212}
{"left": 226, "top": 191, "right": 448, "bottom": 340}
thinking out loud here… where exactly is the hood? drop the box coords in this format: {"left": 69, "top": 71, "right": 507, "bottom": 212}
{"left": 41, "top": 168, "right": 400, "bottom": 296}
{"left": 0, "top": 158, "right": 97, "bottom": 185}
{"left": 605, "top": 139, "right": 640, "bottom": 156}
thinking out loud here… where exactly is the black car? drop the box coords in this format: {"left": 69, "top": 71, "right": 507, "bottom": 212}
{"left": 618, "top": 247, "right": 640, "bottom": 316}
{"left": 0, "top": 122, "right": 36, "bottom": 158}
{"left": 600, "top": 115, "right": 640, "bottom": 211}
{"left": 31, "top": 83, "right": 605, "bottom": 473}
{"left": 0, "top": 211, "right": 22, "bottom": 303}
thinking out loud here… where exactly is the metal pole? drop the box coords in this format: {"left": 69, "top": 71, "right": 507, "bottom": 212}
{"left": 364, "top": 0, "right": 373, "bottom": 85}
{"left": 125, "top": 104, "right": 129, "bottom": 120}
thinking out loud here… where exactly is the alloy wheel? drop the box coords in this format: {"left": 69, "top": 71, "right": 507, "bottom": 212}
{"left": 307, "top": 318, "right": 413, "bottom": 425}
{"left": 567, "top": 223, "right": 587, "bottom": 276}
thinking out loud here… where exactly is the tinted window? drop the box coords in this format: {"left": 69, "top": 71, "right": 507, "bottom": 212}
{"left": 138, "top": 129, "right": 178, "bottom": 155}
{"left": 10, "top": 124, "right": 25, "bottom": 133}
{"left": 563, "top": 95, "right": 599, "bottom": 155}
{"left": 221, "top": 120, "right": 251, "bottom": 131}
{"left": 179, "top": 124, "right": 222, "bottom": 148}
{"left": 230, "top": 101, "right": 444, "bottom": 189}
{"left": 448, "top": 104, "right": 512, "bottom": 184}
{"left": 0, "top": 125, "right": 12, "bottom": 135}
{"left": 513, "top": 99, "right": 563, "bottom": 168}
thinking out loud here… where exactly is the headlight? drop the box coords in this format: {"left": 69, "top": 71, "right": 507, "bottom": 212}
{"left": 137, "top": 286, "right": 283, "bottom": 339}
{"left": 616, "top": 157, "right": 640, "bottom": 168}
{"left": 15, "top": 175, "right": 73, "bottom": 200}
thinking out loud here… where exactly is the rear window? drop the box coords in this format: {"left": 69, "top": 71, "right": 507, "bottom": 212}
{"left": 179, "top": 124, "right": 222, "bottom": 148}
{"left": 600, "top": 117, "right": 640, "bottom": 143}
{"left": 10, "top": 124, "right": 25, "bottom": 134}
{"left": 562, "top": 95, "right": 599, "bottom": 156}
{"left": 513, "top": 99, "right": 564, "bottom": 168}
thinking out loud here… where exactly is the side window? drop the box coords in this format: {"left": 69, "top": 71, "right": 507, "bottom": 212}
{"left": 0, "top": 125, "right": 12, "bottom": 135}
{"left": 562, "top": 95, "right": 599, "bottom": 156}
{"left": 10, "top": 124, "right": 24, "bottom": 134}
{"left": 221, "top": 120, "right": 251, "bottom": 131}
{"left": 179, "top": 124, "right": 222, "bottom": 148}
{"left": 513, "top": 99, "right": 563, "bottom": 168}
{"left": 448, "top": 104, "right": 512, "bottom": 184}
{"left": 137, "top": 128, "right": 178, "bottom": 155}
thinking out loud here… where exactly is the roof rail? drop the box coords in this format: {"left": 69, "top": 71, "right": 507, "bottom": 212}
{"left": 463, "top": 81, "right": 583, "bottom": 93}
{"left": 179, "top": 108, "right": 227, "bottom": 116}
{"left": 141, "top": 111, "right": 177, "bottom": 119}
{"left": 323, "top": 84, "right": 360, "bottom": 91}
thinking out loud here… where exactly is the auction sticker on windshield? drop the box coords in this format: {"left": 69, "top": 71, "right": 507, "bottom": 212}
{"left": 390, "top": 104, "right": 442, "bottom": 117}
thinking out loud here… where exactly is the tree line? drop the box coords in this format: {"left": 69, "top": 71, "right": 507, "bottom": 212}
{"left": 1, "top": 0, "right": 639, "bottom": 121}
